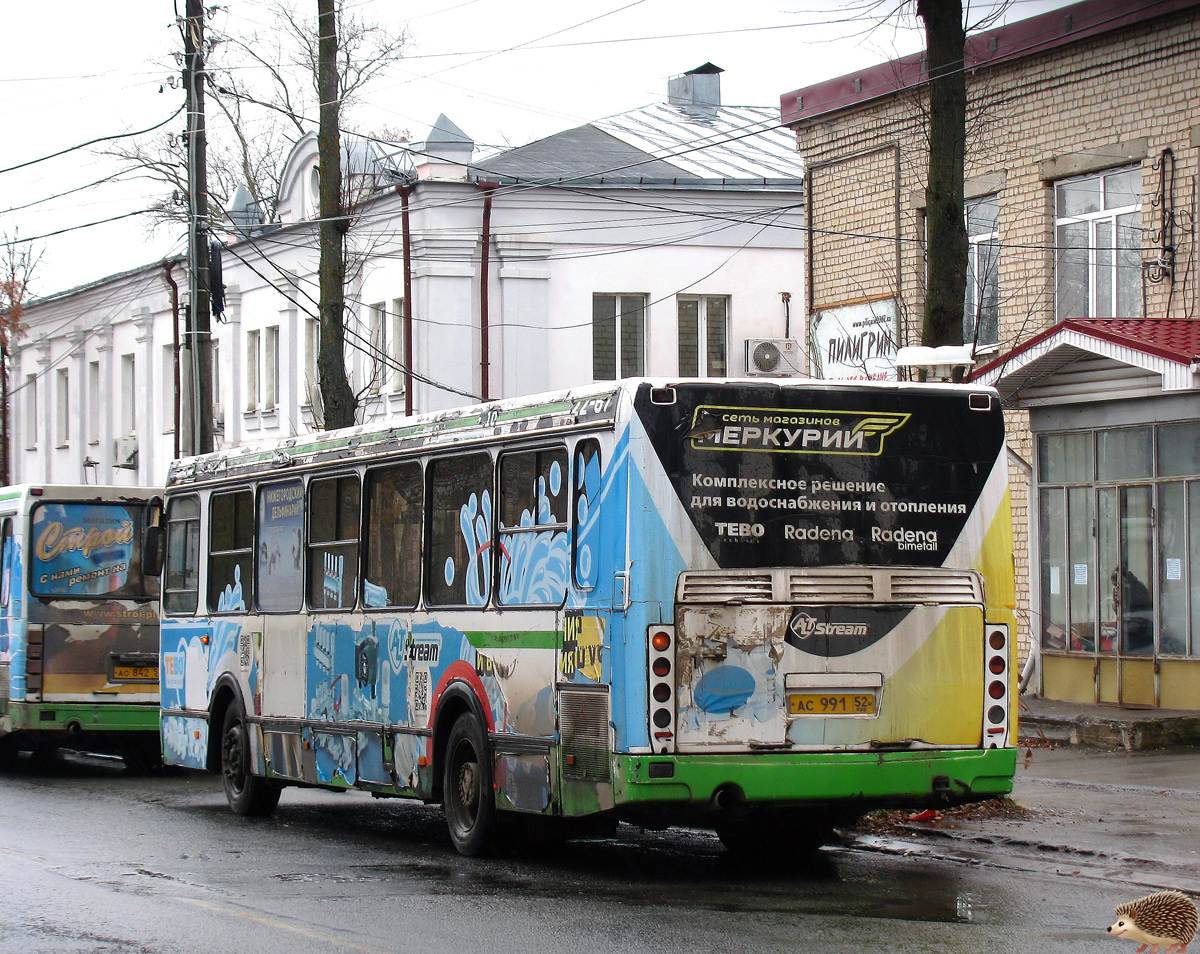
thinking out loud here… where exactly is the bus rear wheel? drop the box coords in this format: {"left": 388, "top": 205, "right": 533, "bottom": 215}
{"left": 220, "top": 702, "right": 282, "bottom": 816}
{"left": 442, "top": 712, "right": 497, "bottom": 857}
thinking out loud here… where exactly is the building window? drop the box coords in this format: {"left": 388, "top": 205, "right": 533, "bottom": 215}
{"left": 87, "top": 360, "right": 100, "bottom": 445}
{"left": 1055, "top": 166, "right": 1142, "bottom": 319}
{"left": 162, "top": 345, "right": 175, "bottom": 434}
{"left": 678, "top": 296, "right": 728, "bottom": 376}
{"left": 25, "top": 374, "right": 38, "bottom": 450}
{"left": 593, "top": 294, "right": 646, "bottom": 379}
{"left": 391, "top": 297, "right": 407, "bottom": 391}
{"left": 120, "top": 354, "right": 136, "bottom": 436}
{"left": 55, "top": 368, "right": 70, "bottom": 447}
{"left": 246, "top": 329, "right": 260, "bottom": 411}
{"left": 366, "top": 302, "right": 386, "bottom": 394}
{"left": 965, "top": 196, "right": 999, "bottom": 349}
{"left": 304, "top": 317, "right": 319, "bottom": 406}
{"left": 265, "top": 325, "right": 279, "bottom": 411}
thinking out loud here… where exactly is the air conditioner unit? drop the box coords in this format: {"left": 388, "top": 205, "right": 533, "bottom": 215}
{"left": 745, "top": 338, "right": 802, "bottom": 376}
{"left": 114, "top": 434, "right": 138, "bottom": 470}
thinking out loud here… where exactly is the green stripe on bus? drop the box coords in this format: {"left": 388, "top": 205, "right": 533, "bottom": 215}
{"left": 465, "top": 630, "right": 558, "bottom": 650}
{"left": 9, "top": 703, "right": 160, "bottom": 734}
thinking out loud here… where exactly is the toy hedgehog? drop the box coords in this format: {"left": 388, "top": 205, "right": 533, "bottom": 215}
{"left": 1107, "top": 890, "right": 1198, "bottom": 953}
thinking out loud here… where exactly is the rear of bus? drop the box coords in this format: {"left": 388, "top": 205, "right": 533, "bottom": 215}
{"left": 0, "top": 486, "right": 160, "bottom": 766}
{"left": 613, "top": 381, "right": 1016, "bottom": 848}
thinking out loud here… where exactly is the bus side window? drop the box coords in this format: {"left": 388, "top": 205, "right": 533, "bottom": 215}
{"left": 572, "top": 440, "right": 602, "bottom": 589}
{"left": 258, "top": 480, "right": 305, "bottom": 613}
{"left": 0, "top": 517, "right": 13, "bottom": 608}
{"left": 165, "top": 496, "right": 200, "bottom": 615}
{"left": 308, "top": 475, "right": 360, "bottom": 610}
{"left": 427, "top": 454, "right": 493, "bottom": 607}
{"left": 498, "top": 447, "right": 568, "bottom": 606}
{"left": 209, "top": 490, "right": 255, "bottom": 613}
{"left": 363, "top": 463, "right": 422, "bottom": 609}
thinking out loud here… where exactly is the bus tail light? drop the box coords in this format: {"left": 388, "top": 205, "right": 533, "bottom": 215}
{"left": 647, "top": 625, "right": 676, "bottom": 754}
{"left": 982, "top": 623, "right": 1010, "bottom": 748}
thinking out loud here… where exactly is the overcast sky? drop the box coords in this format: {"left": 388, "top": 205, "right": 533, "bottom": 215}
{"left": 2, "top": 0, "right": 1067, "bottom": 296}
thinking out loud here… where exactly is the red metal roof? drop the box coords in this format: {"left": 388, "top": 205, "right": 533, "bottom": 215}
{"left": 972, "top": 318, "right": 1200, "bottom": 381}
{"left": 781, "top": 0, "right": 1200, "bottom": 126}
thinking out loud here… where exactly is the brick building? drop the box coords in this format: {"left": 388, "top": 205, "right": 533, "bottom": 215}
{"left": 781, "top": 0, "right": 1200, "bottom": 708}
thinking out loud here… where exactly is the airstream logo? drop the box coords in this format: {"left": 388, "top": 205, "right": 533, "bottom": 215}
{"left": 689, "top": 406, "right": 909, "bottom": 456}
{"left": 788, "top": 612, "right": 870, "bottom": 641}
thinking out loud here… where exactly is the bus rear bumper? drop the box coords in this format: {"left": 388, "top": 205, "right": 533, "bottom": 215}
{"left": 7, "top": 702, "right": 160, "bottom": 736}
{"left": 613, "top": 747, "right": 1016, "bottom": 816}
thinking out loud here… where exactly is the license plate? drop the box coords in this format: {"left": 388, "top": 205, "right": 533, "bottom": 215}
{"left": 788, "top": 692, "right": 876, "bottom": 715}
{"left": 113, "top": 665, "right": 158, "bottom": 681}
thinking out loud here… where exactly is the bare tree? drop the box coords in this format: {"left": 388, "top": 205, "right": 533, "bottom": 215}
{"left": 0, "top": 236, "right": 40, "bottom": 483}
{"left": 99, "top": 2, "right": 408, "bottom": 233}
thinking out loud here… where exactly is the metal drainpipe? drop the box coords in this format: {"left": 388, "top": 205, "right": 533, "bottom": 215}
{"left": 478, "top": 182, "right": 499, "bottom": 401}
{"left": 397, "top": 184, "right": 414, "bottom": 416}
{"left": 162, "top": 260, "right": 182, "bottom": 461}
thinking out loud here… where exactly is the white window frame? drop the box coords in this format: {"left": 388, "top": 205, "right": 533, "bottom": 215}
{"left": 265, "top": 325, "right": 279, "bottom": 411}
{"left": 965, "top": 196, "right": 1000, "bottom": 351}
{"left": 592, "top": 293, "right": 647, "bottom": 380}
{"left": 246, "top": 329, "right": 260, "bottom": 411}
{"left": 391, "top": 297, "right": 407, "bottom": 392}
{"left": 87, "top": 360, "right": 100, "bottom": 445}
{"left": 24, "top": 374, "right": 37, "bottom": 450}
{"left": 120, "top": 354, "right": 137, "bottom": 437}
{"left": 1055, "top": 166, "right": 1143, "bottom": 320}
{"left": 677, "top": 295, "right": 729, "bottom": 377}
{"left": 55, "top": 368, "right": 70, "bottom": 447}
{"left": 368, "top": 302, "right": 386, "bottom": 394}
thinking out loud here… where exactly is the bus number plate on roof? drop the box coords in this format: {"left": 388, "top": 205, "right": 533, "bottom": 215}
{"left": 787, "top": 692, "right": 876, "bottom": 716}
{"left": 112, "top": 665, "right": 158, "bottom": 682}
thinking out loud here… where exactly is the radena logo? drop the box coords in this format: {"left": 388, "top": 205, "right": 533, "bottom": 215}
{"left": 788, "top": 612, "right": 870, "bottom": 641}
{"left": 688, "top": 406, "right": 910, "bottom": 457}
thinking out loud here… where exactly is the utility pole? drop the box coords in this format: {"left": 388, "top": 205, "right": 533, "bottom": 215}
{"left": 918, "top": 0, "right": 968, "bottom": 351}
{"left": 184, "top": 0, "right": 216, "bottom": 454}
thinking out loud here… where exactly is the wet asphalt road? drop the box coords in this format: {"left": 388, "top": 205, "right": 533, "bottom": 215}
{"left": 0, "top": 751, "right": 1161, "bottom": 954}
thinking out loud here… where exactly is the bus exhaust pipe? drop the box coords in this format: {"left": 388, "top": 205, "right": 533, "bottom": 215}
{"left": 712, "top": 784, "right": 745, "bottom": 811}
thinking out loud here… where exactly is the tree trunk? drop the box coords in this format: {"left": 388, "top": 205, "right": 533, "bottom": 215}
{"left": 316, "top": 0, "right": 356, "bottom": 430}
{"left": 918, "top": 0, "right": 968, "bottom": 349}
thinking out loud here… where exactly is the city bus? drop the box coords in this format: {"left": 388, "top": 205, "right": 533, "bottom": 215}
{"left": 152, "top": 378, "right": 1017, "bottom": 856}
{"left": 0, "top": 485, "right": 162, "bottom": 768}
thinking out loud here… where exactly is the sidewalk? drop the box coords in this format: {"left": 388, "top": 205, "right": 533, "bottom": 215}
{"left": 1019, "top": 694, "right": 1200, "bottom": 750}
{"left": 856, "top": 708, "right": 1200, "bottom": 894}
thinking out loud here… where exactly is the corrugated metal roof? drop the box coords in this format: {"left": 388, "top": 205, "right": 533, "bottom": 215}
{"left": 594, "top": 103, "right": 805, "bottom": 182}
{"left": 471, "top": 103, "right": 804, "bottom": 187}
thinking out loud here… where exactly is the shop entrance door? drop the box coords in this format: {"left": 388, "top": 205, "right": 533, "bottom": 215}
{"left": 1097, "top": 485, "right": 1156, "bottom": 705}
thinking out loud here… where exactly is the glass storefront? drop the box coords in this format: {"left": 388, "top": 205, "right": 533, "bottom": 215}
{"left": 1038, "top": 421, "right": 1200, "bottom": 662}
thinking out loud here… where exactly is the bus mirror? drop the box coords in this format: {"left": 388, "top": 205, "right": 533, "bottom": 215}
{"left": 142, "top": 525, "right": 165, "bottom": 577}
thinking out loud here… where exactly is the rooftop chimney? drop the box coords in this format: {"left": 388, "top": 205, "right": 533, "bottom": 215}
{"left": 668, "top": 63, "right": 723, "bottom": 118}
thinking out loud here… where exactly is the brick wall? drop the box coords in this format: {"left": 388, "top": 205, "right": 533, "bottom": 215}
{"left": 790, "top": 7, "right": 1200, "bottom": 664}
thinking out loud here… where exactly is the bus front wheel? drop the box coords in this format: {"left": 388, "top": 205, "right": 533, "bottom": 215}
{"left": 220, "top": 703, "right": 282, "bottom": 817}
{"left": 442, "top": 712, "right": 497, "bottom": 856}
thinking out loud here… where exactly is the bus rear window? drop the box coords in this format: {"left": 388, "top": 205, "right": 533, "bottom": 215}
{"left": 30, "top": 501, "right": 156, "bottom": 601}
